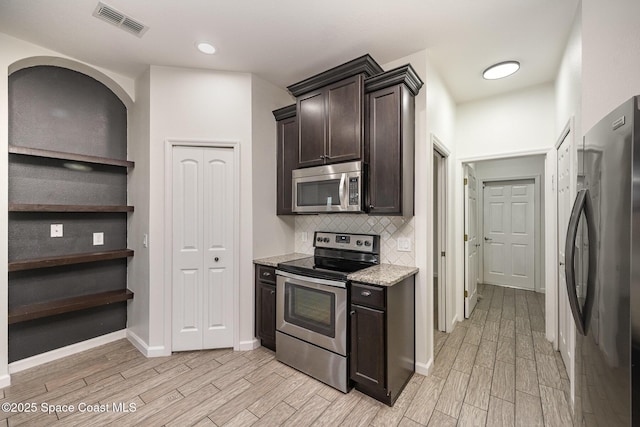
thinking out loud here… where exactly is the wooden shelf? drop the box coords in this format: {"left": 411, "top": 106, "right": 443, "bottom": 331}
{"left": 9, "top": 204, "right": 134, "bottom": 213}
{"left": 9, "top": 289, "right": 134, "bottom": 324}
{"left": 9, "top": 145, "right": 134, "bottom": 168}
{"left": 9, "top": 249, "right": 134, "bottom": 272}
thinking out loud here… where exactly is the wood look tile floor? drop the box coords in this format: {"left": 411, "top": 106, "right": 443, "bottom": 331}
{"left": 0, "top": 284, "right": 572, "bottom": 426}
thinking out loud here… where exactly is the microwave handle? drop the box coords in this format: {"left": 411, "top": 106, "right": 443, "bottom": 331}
{"left": 339, "top": 173, "right": 347, "bottom": 210}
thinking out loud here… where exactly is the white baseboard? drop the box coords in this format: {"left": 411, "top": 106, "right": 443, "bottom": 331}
{"left": 416, "top": 359, "right": 432, "bottom": 376}
{"left": 126, "top": 330, "right": 168, "bottom": 357}
{"left": 238, "top": 338, "right": 260, "bottom": 351}
{"left": 0, "top": 373, "right": 10, "bottom": 388}
{"left": 8, "top": 330, "right": 126, "bottom": 374}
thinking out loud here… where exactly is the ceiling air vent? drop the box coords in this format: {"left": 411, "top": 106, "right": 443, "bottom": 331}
{"left": 93, "top": 2, "right": 148, "bottom": 37}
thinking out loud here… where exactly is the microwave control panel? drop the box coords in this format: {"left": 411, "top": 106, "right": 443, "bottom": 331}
{"left": 348, "top": 177, "right": 359, "bottom": 205}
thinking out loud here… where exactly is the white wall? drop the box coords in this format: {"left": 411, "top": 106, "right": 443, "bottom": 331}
{"left": 145, "top": 66, "right": 254, "bottom": 353}
{"left": 0, "top": 32, "right": 135, "bottom": 387}
{"left": 555, "top": 6, "right": 582, "bottom": 136}
{"left": 456, "top": 83, "right": 556, "bottom": 160}
{"left": 251, "top": 76, "right": 295, "bottom": 259}
{"left": 582, "top": 0, "right": 640, "bottom": 133}
{"left": 127, "top": 68, "right": 151, "bottom": 348}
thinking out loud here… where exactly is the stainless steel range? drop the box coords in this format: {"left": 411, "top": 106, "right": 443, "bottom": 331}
{"left": 275, "top": 231, "right": 380, "bottom": 392}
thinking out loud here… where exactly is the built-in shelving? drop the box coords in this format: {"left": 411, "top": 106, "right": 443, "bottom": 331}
{"left": 8, "top": 249, "right": 134, "bottom": 272}
{"left": 9, "top": 203, "right": 134, "bottom": 213}
{"left": 9, "top": 145, "right": 135, "bottom": 168}
{"left": 8, "top": 289, "right": 134, "bottom": 324}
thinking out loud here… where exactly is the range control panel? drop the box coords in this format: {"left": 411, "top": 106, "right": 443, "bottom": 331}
{"left": 314, "top": 231, "right": 378, "bottom": 253}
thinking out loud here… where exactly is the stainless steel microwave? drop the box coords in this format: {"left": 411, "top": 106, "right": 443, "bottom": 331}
{"left": 292, "top": 161, "right": 363, "bottom": 213}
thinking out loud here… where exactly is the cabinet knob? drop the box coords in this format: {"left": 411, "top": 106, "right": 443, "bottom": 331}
{"left": 270, "top": 290, "right": 275, "bottom": 295}
{"left": 214, "top": 257, "right": 219, "bottom": 262}
{"left": 361, "top": 290, "right": 371, "bottom": 297}
{"left": 262, "top": 272, "right": 271, "bottom": 277}
{"left": 319, "top": 155, "right": 325, "bottom": 160}
{"left": 350, "top": 310, "right": 356, "bottom": 316}
{"left": 369, "top": 205, "right": 374, "bottom": 210}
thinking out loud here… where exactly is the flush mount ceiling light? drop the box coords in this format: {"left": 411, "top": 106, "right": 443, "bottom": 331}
{"left": 196, "top": 42, "right": 216, "bottom": 55}
{"left": 482, "top": 61, "right": 520, "bottom": 80}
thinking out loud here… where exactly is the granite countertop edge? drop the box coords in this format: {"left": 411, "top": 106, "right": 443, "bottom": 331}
{"left": 347, "top": 264, "right": 419, "bottom": 287}
{"left": 253, "top": 252, "right": 310, "bottom": 267}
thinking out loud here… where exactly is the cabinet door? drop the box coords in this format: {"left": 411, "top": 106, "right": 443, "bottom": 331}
{"left": 367, "top": 86, "right": 402, "bottom": 215}
{"left": 326, "top": 75, "right": 363, "bottom": 164}
{"left": 350, "top": 304, "right": 385, "bottom": 389}
{"left": 277, "top": 115, "right": 298, "bottom": 215}
{"left": 256, "top": 281, "right": 276, "bottom": 350}
{"left": 297, "top": 90, "right": 326, "bottom": 168}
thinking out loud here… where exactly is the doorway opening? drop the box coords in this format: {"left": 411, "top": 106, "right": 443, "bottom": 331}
{"left": 434, "top": 147, "right": 447, "bottom": 332}
{"left": 462, "top": 155, "right": 546, "bottom": 320}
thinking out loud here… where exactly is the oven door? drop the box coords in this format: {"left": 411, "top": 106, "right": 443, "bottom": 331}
{"left": 276, "top": 271, "right": 347, "bottom": 356}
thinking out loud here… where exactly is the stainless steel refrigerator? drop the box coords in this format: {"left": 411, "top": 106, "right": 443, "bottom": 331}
{"left": 565, "top": 96, "right": 639, "bottom": 426}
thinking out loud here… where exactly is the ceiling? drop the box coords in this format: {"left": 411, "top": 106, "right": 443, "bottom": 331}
{"left": 0, "top": 0, "right": 579, "bottom": 103}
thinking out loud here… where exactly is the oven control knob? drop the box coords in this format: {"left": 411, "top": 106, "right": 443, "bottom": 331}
{"left": 364, "top": 241, "right": 371, "bottom": 247}
{"left": 356, "top": 240, "right": 363, "bottom": 246}
{"left": 316, "top": 237, "right": 322, "bottom": 242}
{"left": 323, "top": 237, "right": 330, "bottom": 243}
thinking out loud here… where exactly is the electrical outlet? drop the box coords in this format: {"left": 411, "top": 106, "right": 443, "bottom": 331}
{"left": 397, "top": 237, "right": 411, "bottom": 252}
{"left": 143, "top": 233, "right": 149, "bottom": 248}
{"left": 301, "top": 231, "right": 308, "bottom": 242}
{"left": 93, "top": 232, "right": 104, "bottom": 246}
{"left": 50, "top": 224, "right": 63, "bottom": 238}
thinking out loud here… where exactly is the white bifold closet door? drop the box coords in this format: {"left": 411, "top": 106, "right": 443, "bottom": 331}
{"left": 172, "top": 146, "right": 235, "bottom": 351}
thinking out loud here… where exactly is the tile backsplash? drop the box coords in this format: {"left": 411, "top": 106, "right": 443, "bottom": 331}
{"left": 294, "top": 214, "right": 416, "bottom": 266}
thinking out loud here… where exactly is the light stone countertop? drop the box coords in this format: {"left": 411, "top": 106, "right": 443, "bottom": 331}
{"left": 347, "top": 264, "right": 419, "bottom": 287}
{"left": 253, "top": 253, "right": 310, "bottom": 267}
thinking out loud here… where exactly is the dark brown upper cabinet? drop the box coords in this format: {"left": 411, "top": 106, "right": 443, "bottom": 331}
{"left": 288, "top": 55, "right": 383, "bottom": 168}
{"left": 273, "top": 105, "right": 298, "bottom": 215}
{"left": 365, "top": 64, "right": 424, "bottom": 216}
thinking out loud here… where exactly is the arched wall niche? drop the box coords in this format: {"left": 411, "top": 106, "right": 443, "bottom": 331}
{"left": 8, "top": 56, "right": 133, "bottom": 109}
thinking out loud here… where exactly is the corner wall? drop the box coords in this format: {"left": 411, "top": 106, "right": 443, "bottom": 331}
{"left": 251, "top": 76, "right": 295, "bottom": 259}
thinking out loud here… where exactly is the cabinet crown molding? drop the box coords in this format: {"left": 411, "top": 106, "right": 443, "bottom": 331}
{"left": 272, "top": 104, "right": 296, "bottom": 120}
{"left": 287, "top": 54, "right": 383, "bottom": 97}
{"left": 365, "top": 64, "right": 424, "bottom": 97}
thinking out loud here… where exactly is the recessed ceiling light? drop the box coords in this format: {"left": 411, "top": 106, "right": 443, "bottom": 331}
{"left": 196, "top": 42, "right": 216, "bottom": 55}
{"left": 482, "top": 61, "right": 520, "bottom": 80}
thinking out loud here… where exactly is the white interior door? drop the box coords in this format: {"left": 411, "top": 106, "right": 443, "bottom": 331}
{"left": 483, "top": 180, "right": 535, "bottom": 289}
{"left": 172, "top": 146, "right": 235, "bottom": 351}
{"left": 464, "top": 164, "right": 478, "bottom": 318}
{"left": 557, "top": 133, "right": 574, "bottom": 374}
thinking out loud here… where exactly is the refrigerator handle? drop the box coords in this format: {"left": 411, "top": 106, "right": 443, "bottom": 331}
{"left": 564, "top": 189, "right": 597, "bottom": 336}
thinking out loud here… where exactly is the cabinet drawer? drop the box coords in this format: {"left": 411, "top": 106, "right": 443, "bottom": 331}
{"left": 351, "top": 283, "right": 385, "bottom": 310}
{"left": 256, "top": 266, "right": 276, "bottom": 284}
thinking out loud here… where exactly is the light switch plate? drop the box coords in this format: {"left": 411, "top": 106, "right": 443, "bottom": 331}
{"left": 50, "top": 224, "right": 63, "bottom": 238}
{"left": 93, "top": 232, "right": 104, "bottom": 246}
{"left": 301, "top": 231, "right": 308, "bottom": 242}
{"left": 397, "top": 237, "right": 411, "bottom": 252}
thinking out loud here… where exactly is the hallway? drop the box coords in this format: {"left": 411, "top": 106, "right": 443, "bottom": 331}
{"left": 431, "top": 283, "right": 573, "bottom": 425}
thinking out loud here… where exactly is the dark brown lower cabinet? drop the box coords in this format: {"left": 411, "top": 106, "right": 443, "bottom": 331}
{"left": 350, "top": 277, "right": 415, "bottom": 406}
{"left": 255, "top": 265, "right": 277, "bottom": 351}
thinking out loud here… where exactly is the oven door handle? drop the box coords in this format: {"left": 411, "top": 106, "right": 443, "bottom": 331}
{"left": 275, "top": 270, "right": 347, "bottom": 288}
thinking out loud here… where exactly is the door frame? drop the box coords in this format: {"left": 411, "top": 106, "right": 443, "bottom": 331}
{"left": 432, "top": 135, "right": 449, "bottom": 332}
{"left": 478, "top": 175, "right": 541, "bottom": 292}
{"left": 164, "top": 139, "right": 241, "bottom": 352}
